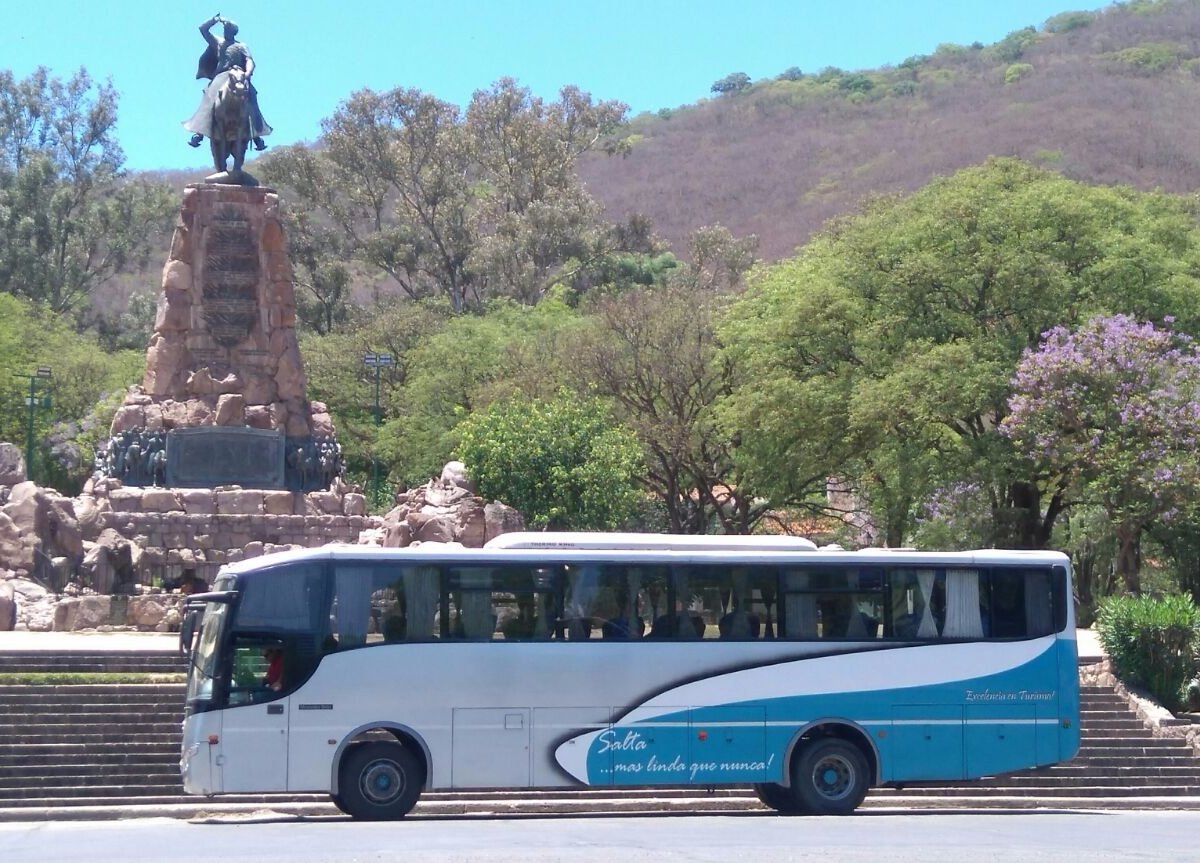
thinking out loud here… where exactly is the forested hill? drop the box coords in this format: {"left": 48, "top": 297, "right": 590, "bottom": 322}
{"left": 578, "top": 0, "right": 1200, "bottom": 262}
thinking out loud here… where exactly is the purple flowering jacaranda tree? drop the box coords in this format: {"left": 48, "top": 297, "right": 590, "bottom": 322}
{"left": 1002, "top": 315, "right": 1200, "bottom": 592}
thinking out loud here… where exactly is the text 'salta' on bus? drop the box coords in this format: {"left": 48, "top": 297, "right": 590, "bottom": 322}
{"left": 179, "top": 532, "right": 1080, "bottom": 819}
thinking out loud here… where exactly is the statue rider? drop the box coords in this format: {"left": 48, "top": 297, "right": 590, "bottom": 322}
{"left": 185, "top": 13, "right": 271, "bottom": 151}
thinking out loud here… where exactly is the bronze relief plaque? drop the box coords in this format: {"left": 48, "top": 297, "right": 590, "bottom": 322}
{"left": 202, "top": 206, "right": 260, "bottom": 347}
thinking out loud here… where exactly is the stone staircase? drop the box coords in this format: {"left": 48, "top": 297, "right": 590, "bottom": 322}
{"left": 0, "top": 652, "right": 1197, "bottom": 813}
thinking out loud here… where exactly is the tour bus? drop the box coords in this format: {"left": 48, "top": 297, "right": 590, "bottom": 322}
{"left": 180, "top": 533, "right": 1080, "bottom": 819}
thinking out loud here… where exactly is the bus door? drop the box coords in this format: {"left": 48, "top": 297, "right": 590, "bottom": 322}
{"left": 218, "top": 697, "right": 289, "bottom": 791}
{"left": 452, "top": 708, "right": 532, "bottom": 787}
{"left": 218, "top": 640, "right": 290, "bottom": 792}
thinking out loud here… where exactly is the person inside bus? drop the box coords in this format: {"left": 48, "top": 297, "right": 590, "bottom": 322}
{"left": 718, "top": 608, "right": 761, "bottom": 639}
{"left": 602, "top": 612, "right": 645, "bottom": 639}
{"left": 502, "top": 594, "right": 543, "bottom": 639}
{"left": 382, "top": 614, "right": 407, "bottom": 642}
{"left": 262, "top": 647, "right": 284, "bottom": 691}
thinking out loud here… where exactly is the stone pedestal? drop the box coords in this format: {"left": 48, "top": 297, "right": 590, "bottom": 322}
{"left": 102, "top": 184, "right": 339, "bottom": 491}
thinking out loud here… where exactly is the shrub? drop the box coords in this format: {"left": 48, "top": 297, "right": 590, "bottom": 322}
{"left": 711, "top": 72, "right": 752, "bottom": 96}
{"left": 1005, "top": 63, "right": 1034, "bottom": 84}
{"left": 1105, "top": 42, "right": 1186, "bottom": 74}
{"left": 1044, "top": 11, "right": 1095, "bottom": 33}
{"left": 993, "top": 27, "right": 1039, "bottom": 63}
{"left": 1095, "top": 594, "right": 1200, "bottom": 711}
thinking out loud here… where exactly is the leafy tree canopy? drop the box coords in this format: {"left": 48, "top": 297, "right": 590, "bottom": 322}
{"left": 455, "top": 389, "right": 644, "bottom": 530}
{"left": 1002, "top": 314, "right": 1200, "bottom": 591}
{"left": 0, "top": 67, "right": 175, "bottom": 323}
{"left": 0, "top": 292, "right": 141, "bottom": 491}
{"left": 377, "top": 292, "right": 587, "bottom": 487}
{"left": 260, "top": 78, "right": 629, "bottom": 317}
{"left": 711, "top": 72, "right": 753, "bottom": 95}
{"left": 719, "top": 158, "right": 1200, "bottom": 548}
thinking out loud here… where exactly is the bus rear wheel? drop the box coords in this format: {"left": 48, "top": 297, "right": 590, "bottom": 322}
{"left": 753, "top": 782, "right": 804, "bottom": 814}
{"left": 791, "top": 738, "right": 869, "bottom": 815}
{"left": 338, "top": 741, "right": 423, "bottom": 820}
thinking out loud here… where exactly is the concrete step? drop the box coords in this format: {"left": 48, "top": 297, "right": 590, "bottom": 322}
{"left": 0, "top": 784, "right": 186, "bottom": 801}
{"left": 970, "top": 772, "right": 1200, "bottom": 787}
{"left": 0, "top": 741, "right": 179, "bottom": 757}
{"left": 1081, "top": 727, "right": 1187, "bottom": 739}
{"left": 1082, "top": 718, "right": 1156, "bottom": 729}
{"left": 881, "top": 784, "right": 1200, "bottom": 797}
{"left": 0, "top": 656, "right": 186, "bottom": 674}
{"left": 1073, "top": 755, "right": 1200, "bottom": 768}
{"left": 0, "top": 758, "right": 180, "bottom": 772}
{"left": 0, "top": 721, "right": 181, "bottom": 734}
{"left": 0, "top": 771, "right": 183, "bottom": 791}
{"left": 0, "top": 732, "right": 180, "bottom": 746}
{"left": 1079, "top": 740, "right": 1196, "bottom": 753}
{"left": 0, "top": 688, "right": 184, "bottom": 699}
{"left": 2, "top": 712, "right": 184, "bottom": 726}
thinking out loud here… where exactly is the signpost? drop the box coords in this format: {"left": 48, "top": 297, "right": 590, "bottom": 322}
{"left": 21, "top": 367, "right": 52, "bottom": 484}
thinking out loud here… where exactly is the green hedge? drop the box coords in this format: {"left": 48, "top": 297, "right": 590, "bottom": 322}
{"left": 1095, "top": 594, "right": 1200, "bottom": 711}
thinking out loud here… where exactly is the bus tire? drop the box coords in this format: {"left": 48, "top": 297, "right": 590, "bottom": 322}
{"left": 753, "top": 782, "right": 804, "bottom": 814}
{"left": 791, "top": 738, "right": 869, "bottom": 815}
{"left": 339, "top": 741, "right": 423, "bottom": 820}
{"left": 330, "top": 793, "right": 350, "bottom": 816}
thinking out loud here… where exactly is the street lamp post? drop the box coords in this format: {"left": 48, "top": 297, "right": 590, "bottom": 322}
{"left": 363, "top": 353, "right": 394, "bottom": 507}
{"left": 20, "top": 367, "right": 52, "bottom": 484}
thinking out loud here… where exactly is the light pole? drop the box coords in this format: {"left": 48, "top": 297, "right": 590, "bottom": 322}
{"left": 363, "top": 353, "right": 394, "bottom": 507}
{"left": 21, "top": 366, "right": 52, "bottom": 484}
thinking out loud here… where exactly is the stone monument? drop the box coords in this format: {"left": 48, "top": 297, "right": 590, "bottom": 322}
{"left": 100, "top": 184, "right": 341, "bottom": 494}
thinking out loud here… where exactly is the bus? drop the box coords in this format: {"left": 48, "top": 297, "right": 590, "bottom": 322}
{"left": 180, "top": 533, "right": 1080, "bottom": 819}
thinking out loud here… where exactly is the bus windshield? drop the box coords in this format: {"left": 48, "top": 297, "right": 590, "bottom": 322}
{"left": 185, "top": 600, "right": 229, "bottom": 708}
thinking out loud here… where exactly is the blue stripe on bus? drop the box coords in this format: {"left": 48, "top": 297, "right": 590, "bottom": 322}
{"left": 560, "top": 639, "right": 1079, "bottom": 785}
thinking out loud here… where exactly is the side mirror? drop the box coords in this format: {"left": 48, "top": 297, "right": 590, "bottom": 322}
{"left": 180, "top": 608, "right": 199, "bottom": 655}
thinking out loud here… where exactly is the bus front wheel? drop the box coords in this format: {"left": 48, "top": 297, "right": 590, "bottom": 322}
{"left": 338, "top": 741, "right": 423, "bottom": 820}
{"left": 791, "top": 738, "right": 869, "bottom": 815}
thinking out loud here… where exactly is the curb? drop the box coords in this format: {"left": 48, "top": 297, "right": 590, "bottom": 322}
{"left": 4, "top": 793, "right": 1200, "bottom": 823}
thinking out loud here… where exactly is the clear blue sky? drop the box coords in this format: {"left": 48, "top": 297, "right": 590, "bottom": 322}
{"left": 8, "top": 1, "right": 1111, "bottom": 172}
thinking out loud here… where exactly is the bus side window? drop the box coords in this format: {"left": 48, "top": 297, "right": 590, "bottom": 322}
{"left": 985, "top": 569, "right": 1054, "bottom": 638}
{"left": 888, "top": 569, "right": 943, "bottom": 638}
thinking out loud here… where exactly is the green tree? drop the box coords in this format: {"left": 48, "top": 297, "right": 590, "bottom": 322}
{"left": 0, "top": 67, "right": 175, "bottom": 321}
{"left": 298, "top": 298, "right": 452, "bottom": 501}
{"left": 0, "top": 293, "right": 141, "bottom": 491}
{"left": 260, "top": 78, "right": 628, "bottom": 315}
{"left": 711, "top": 72, "right": 752, "bottom": 95}
{"left": 455, "top": 390, "right": 643, "bottom": 530}
{"left": 575, "top": 256, "right": 769, "bottom": 534}
{"left": 378, "top": 294, "right": 587, "bottom": 487}
{"left": 720, "top": 158, "right": 1200, "bottom": 548}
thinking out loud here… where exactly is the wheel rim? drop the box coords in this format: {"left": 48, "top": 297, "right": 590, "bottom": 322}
{"left": 359, "top": 758, "right": 406, "bottom": 805}
{"left": 809, "top": 752, "right": 855, "bottom": 801}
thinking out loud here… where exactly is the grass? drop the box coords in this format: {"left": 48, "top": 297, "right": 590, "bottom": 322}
{"left": 0, "top": 672, "right": 187, "bottom": 685}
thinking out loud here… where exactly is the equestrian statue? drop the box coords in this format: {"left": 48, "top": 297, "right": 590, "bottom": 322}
{"left": 183, "top": 13, "right": 271, "bottom": 184}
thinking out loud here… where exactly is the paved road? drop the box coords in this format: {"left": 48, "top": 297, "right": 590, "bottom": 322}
{"left": 1, "top": 809, "right": 1196, "bottom": 863}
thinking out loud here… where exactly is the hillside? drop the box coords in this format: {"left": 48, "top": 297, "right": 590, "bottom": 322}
{"left": 578, "top": 0, "right": 1200, "bottom": 261}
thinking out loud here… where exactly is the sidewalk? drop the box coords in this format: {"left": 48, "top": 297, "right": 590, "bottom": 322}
{"left": 0, "top": 630, "right": 179, "bottom": 652}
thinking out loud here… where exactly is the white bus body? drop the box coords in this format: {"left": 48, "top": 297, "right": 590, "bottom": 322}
{"left": 180, "top": 536, "right": 1080, "bottom": 818}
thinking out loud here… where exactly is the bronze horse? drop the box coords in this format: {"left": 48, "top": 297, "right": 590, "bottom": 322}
{"left": 208, "top": 68, "right": 252, "bottom": 177}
